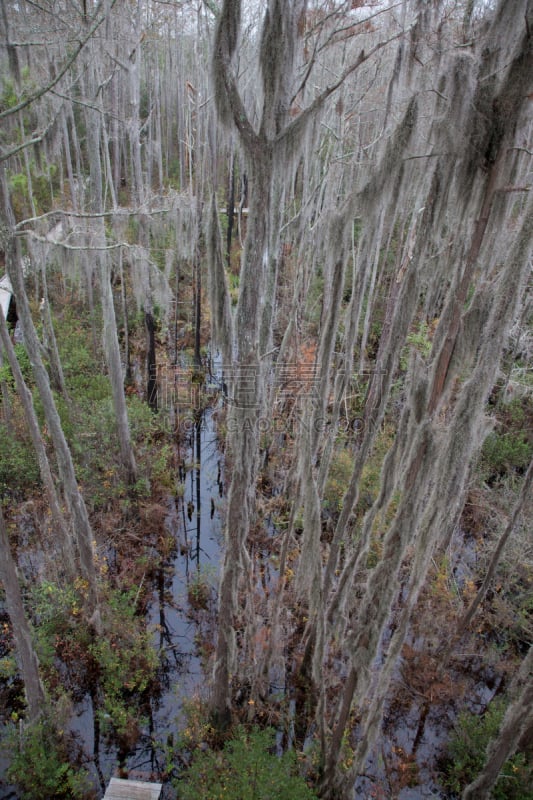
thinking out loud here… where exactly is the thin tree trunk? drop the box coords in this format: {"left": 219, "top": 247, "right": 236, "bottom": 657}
{"left": 0, "top": 506, "right": 46, "bottom": 722}
{"left": 2, "top": 167, "right": 100, "bottom": 626}
{"left": 0, "top": 307, "right": 75, "bottom": 574}
{"left": 452, "top": 458, "right": 533, "bottom": 645}
{"left": 193, "top": 201, "right": 203, "bottom": 370}
{"left": 462, "top": 646, "right": 533, "bottom": 800}
{"left": 145, "top": 309, "right": 158, "bottom": 412}
{"left": 84, "top": 61, "right": 138, "bottom": 485}
{"left": 118, "top": 247, "right": 133, "bottom": 385}
{"left": 38, "top": 262, "right": 70, "bottom": 404}
{"left": 60, "top": 107, "right": 78, "bottom": 211}
{"left": 101, "top": 257, "right": 138, "bottom": 483}
{"left": 206, "top": 192, "right": 233, "bottom": 369}
{"left": 0, "top": 345, "right": 12, "bottom": 427}
{"left": 226, "top": 148, "right": 235, "bottom": 269}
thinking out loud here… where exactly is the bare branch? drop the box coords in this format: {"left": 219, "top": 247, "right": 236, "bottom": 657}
{"left": 278, "top": 29, "right": 405, "bottom": 149}
{"left": 1, "top": 132, "right": 46, "bottom": 164}
{"left": 48, "top": 87, "right": 123, "bottom": 122}
{"left": 14, "top": 205, "right": 174, "bottom": 231}
{"left": 403, "top": 152, "right": 443, "bottom": 160}
{"left": 497, "top": 184, "right": 531, "bottom": 193}
{"left": 509, "top": 146, "right": 533, "bottom": 155}
{"left": 316, "top": 1, "right": 402, "bottom": 56}
{"left": 0, "top": 0, "right": 119, "bottom": 122}
{"left": 23, "top": 231, "right": 129, "bottom": 251}
{"left": 212, "top": 0, "right": 259, "bottom": 152}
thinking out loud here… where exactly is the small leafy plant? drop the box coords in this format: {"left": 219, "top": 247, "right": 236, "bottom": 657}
{"left": 177, "top": 725, "right": 318, "bottom": 800}
{"left": 89, "top": 588, "right": 158, "bottom": 740}
{"left": 6, "top": 716, "right": 92, "bottom": 800}
{"left": 187, "top": 568, "right": 213, "bottom": 612}
{"left": 442, "top": 698, "right": 533, "bottom": 799}
{"left": 479, "top": 430, "right": 531, "bottom": 483}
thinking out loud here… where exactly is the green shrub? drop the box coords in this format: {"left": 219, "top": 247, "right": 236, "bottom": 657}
{"left": 324, "top": 447, "right": 353, "bottom": 516}
{"left": 187, "top": 568, "right": 214, "bottom": 612}
{"left": 0, "top": 79, "right": 18, "bottom": 112}
{"left": 177, "top": 726, "right": 318, "bottom": 800}
{"left": 6, "top": 716, "right": 92, "bottom": 799}
{"left": 30, "top": 579, "right": 93, "bottom": 693}
{"left": 479, "top": 431, "right": 531, "bottom": 482}
{"left": 442, "top": 698, "right": 533, "bottom": 799}
{"left": 0, "top": 424, "right": 40, "bottom": 498}
{"left": 9, "top": 163, "right": 58, "bottom": 217}
{"left": 0, "top": 343, "right": 33, "bottom": 386}
{"left": 89, "top": 588, "right": 158, "bottom": 738}
{"left": 400, "top": 320, "right": 432, "bottom": 370}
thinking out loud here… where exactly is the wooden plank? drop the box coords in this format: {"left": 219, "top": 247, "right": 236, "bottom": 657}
{"left": 103, "top": 777, "right": 162, "bottom": 800}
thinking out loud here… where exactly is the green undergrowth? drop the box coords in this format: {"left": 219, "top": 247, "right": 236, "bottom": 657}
{"left": 0, "top": 343, "right": 41, "bottom": 499}
{"left": 5, "top": 714, "right": 93, "bottom": 800}
{"left": 30, "top": 577, "right": 158, "bottom": 736}
{"left": 165, "top": 698, "right": 318, "bottom": 800}
{"left": 478, "top": 397, "right": 533, "bottom": 485}
{"left": 176, "top": 725, "right": 318, "bottom": 800}
{"left": 44, "top": 303, "right": 176, "bottom": 505}
{"left": 0, "top": 421, "right": 40, "bottom": 499}
{"left": 442, "top": 697, "right": 533, "bottom": 799}
{"left": 89, "top": 587, "right": 158, "bottom": 740}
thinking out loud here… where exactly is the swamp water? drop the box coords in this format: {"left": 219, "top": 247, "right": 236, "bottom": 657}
{"left": 0, "top": 397, "right": 504, "bottom": 799}
{"left": 0, "top": 402, "right": 224, "bottom": 800}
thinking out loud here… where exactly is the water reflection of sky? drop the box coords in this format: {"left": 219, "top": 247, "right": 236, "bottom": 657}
{"left": 65, "top": 405, "right": 224, "bottom": 799}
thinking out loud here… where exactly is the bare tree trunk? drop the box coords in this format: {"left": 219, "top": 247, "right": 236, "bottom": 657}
{"left": 0, "top": 506, "right": 46, "bottom": 722}
{"left": 226, "top": 147, "right": 235, "bottom": 269}
{"left": 210, "top": 157, "right": 272, "bottom": 725}
{"left": 38, "top": 261, "right": 70, "bottom": 404}
{"left": 193, "top": 201, "right": 203, "bottom": 370}
{"left": 210, "top": 0, "right": 391, "bottom": 724}
{"left": 128, "top": 0, "right": 145, "bottom": 206}
{"left": 206, "top": 192, "right": 233, "bottom": 369}
{"left": 84, "top": 61, "right": 138, "bottom": 485}
{"left": 145, "top": 308, "right": 158, "bottom": 412}
{"left": 60, "top": 107, "right": 78, "bottom": 211}
{"left": 118, "top": 247, "right": 133, "bottom": 385}
{"left": 101, "top": 256, "right": 138, "bottom": 483}
{"left": 462, "top": 646, "right": 533, "bottom": 800}
{"left": 452, "top": 458, "right": 532, "bottom": 644}
{"left": 0, "top": 307, "right": 75, "bottom": 574}
{"left": 1, "top": 168, "right": 100, "bottom": 627}
{"left": 0, "top": 344, "right": 12, "bottom": 427}
{"left": 153, "top": 62, "right": 164, "bottom": 193}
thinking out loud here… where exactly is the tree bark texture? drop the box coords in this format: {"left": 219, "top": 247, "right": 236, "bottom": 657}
{"left": 0, "top": 505, "right": 46, "bottom": 722}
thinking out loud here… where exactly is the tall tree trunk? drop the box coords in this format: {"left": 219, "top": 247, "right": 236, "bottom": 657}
{"left": 452, "top": 458, "right": 533, "bottom": 645}
{"left": 193, "top": 224, "right": 202, "bottom": 370}
{"left": 38, "top": 261, "right": 70, "bottom": 404}
{"left": 84, "top": 61, "right": 138, "bottom": 485}
{"left": 210, "top": 0, "right": 386, "bottom": 724}
{"left": 210, "top": 148, "right": 274, "bottom": 723}
{"left": 145, "top": 308, "right": 158, "bottom": 412}
{"left": 462, "top": 646, "right": 533, "bottom": 800}
{"left": 226, "top": 148, "right": 235, "bottom": 269}
{"left": 0, "top": 306, "right": 75, "bottom": 574}
{"left": 0, "top": 506, "right": 46, "bottom": 722}
{"left": 101, "top": 257, "right": 138, "bottom": 483}
{"left": 1, "top": 167, "right": 100, "bottom": 627}
{"left": 0, "top": 344, "right": 12, "bottom": 427}
{"left": 118, "top": 247, "right": 133, "bottom": 386}
{"left": 207, "top": 192, "right": 233, "bottom": 370}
